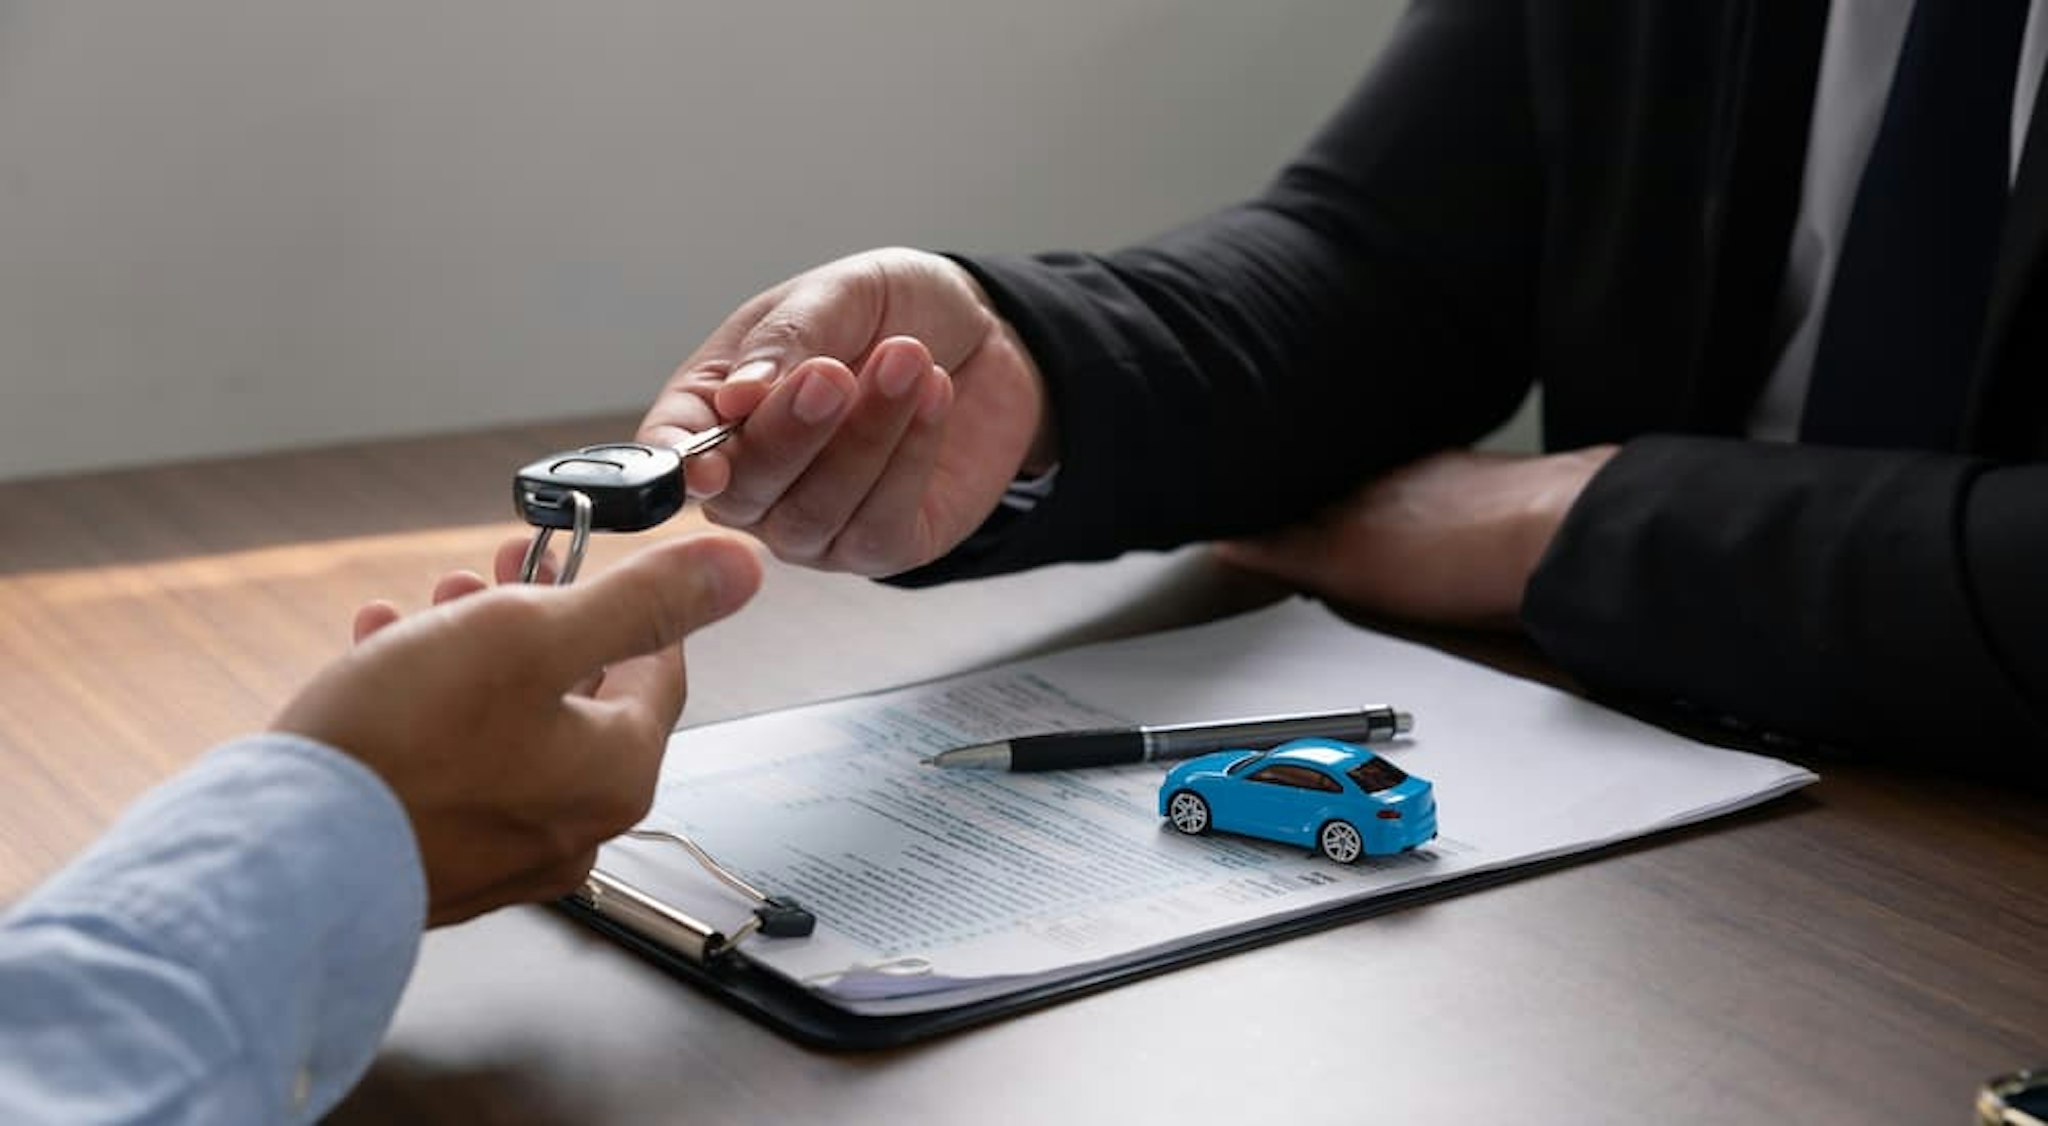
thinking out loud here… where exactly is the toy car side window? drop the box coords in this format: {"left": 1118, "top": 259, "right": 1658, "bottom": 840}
{"left": 1246, "top": 764, "right": 1343, "bottom": 792}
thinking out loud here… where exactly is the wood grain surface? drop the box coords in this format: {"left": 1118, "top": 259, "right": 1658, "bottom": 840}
{"left": 1, "top": 417, "right": 2041, "bottom": 1126}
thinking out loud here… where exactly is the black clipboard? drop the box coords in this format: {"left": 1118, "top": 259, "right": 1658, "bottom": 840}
{"left": 555, "top": 849, "right": 1599, "bottom": 1052}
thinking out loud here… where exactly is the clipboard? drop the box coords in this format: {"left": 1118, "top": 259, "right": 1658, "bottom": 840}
{"left": 557, "top": 850, "right": 1594, "bottom": 1052}
{"left": 542, "top": 600, "right": 1818, "bottom": 1053}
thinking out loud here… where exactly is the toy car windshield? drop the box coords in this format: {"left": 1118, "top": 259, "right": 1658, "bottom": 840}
{"left": 1224, "top": 753, "right": 1265, "bottom": 775}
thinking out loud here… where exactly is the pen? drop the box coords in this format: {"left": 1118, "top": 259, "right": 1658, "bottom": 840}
{"left": 923, "top": 705, "right": 1414, "bottom": 772}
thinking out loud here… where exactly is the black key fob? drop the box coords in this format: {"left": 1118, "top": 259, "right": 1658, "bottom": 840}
{"left": 514, "top": 443, "right": 685, "bottom": 532}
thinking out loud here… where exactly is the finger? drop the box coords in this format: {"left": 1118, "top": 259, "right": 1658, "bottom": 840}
{"left": 534, "top": 847, "right": 605, "bottom": 902}
{"left": 431, "top": 570, "right": 489, "bottom": 606}
{"left": 570, "top": 667, "right": 608, "bottom": 701}
{"left": 571, "top": 629, "right": 701, "bottom": 815}
{"left": 639, "top": 287, "right": 786, "bottom": 450}
{"left": 494, "top": 537, "right": 557, "bottom": 585}
{"left": 486, "top": 544, "right": 592, "bottom": 695}
{"left": 700, "top": 357, "right": 857, "bottom": 528}
{"left": 709, "top": 271, "right": 886, "bottom": 421}
{"left": 752, "top": 337, "right": 936, "bottom": 562}
{"left": 641, "top": 264, "right": 884, "bottom": 447}
{"left": 830, "top": 365, "right": 955, "bottom": 573}
{"left": 640, "top": 381, "right": 733, "bottom": 453}
{"left": 584, "top": 630, "right": 682, "bottom": 711}
{"left": 540, "top": 531, "right": 764, "bottom": 690}
{"left": 680, "top": 445, "right": 734, "bottom": 501}
{"left": 352, "top": 600, "right": 403, "bottom": 645}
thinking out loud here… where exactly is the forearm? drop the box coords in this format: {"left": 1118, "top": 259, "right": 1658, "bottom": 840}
{"left": 1523, "top": 436, "right": 2048, "bottom": 780}
{"left": 897, "top": 0, "right": 1545, "bottom": 585}
{"left": 0, "top": 735, "right": 426, "bottom": 1123}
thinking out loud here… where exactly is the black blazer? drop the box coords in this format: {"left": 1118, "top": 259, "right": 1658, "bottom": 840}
{"left": 906, "top": 0, "right": 2048, "bottom": 782}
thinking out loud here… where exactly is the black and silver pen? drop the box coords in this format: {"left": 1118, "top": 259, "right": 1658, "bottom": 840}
{"left": 923, "top": 705, "right": 1414, "bottom": 772}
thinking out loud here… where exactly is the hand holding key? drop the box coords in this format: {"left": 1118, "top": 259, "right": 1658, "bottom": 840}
{"left": 513, "top": 424, "right": 742, "bottom": 584}
{"left": 637, "top": 248, "right": 1054, "bottom": 577}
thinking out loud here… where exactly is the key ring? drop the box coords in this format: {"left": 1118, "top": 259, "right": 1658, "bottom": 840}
{"left": 518, "top": 488, "right": 592, "bottom": 586}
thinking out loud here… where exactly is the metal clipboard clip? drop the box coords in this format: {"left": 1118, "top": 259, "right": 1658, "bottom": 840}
{"left": 568, "top": 828, "right": 815, "bottom": 963}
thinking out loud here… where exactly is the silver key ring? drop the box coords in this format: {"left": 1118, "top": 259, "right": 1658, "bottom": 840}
{"left": 518, "top": 488, "right": 593, "bottom": 585}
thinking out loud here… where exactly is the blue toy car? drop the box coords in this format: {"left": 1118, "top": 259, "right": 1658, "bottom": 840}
{"left": 1157, "top": 737, "right": 1436, "bottom": 862}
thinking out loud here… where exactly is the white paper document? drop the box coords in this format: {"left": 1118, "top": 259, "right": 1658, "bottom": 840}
{"left": 595, "top": 598, "right": 1817, "bottom": 1016}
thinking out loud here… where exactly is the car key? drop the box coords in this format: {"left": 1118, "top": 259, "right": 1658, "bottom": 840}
{"left": 513, "top": 422, "right": 740, "bottom": 585}
{"left": 516, "top": 443, "right": 685, "bottom": 533}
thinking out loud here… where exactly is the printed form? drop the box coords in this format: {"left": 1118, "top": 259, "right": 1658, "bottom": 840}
{"left": 596, "top": 598, "right": 1816, "bottom": 1016}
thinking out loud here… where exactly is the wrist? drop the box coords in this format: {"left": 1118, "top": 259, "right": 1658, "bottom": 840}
{"left": 949, "top": 254, "right": 1057, "bottom": 479}
{"left": 1515, "top": 446, "right": 1620, "bottom": 597}
{"left": 1019, "top": 422, "right": 1060, "bottom": 479}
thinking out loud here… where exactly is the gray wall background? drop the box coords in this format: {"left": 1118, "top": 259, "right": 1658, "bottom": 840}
{"left": 0, "top": 2, "right": 1532, "bottom": 482}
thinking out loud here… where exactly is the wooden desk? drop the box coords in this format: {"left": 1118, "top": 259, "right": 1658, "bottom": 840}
{"left": 2, "top": 418, "right": 2043, "bottom": 1125}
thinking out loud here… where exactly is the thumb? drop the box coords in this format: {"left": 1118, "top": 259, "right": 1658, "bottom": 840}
{"left": 539, "top": 531, "right": 764, "bottom": 690}
{"left": 711, "top": 272, "right": 884, "bottom": 419}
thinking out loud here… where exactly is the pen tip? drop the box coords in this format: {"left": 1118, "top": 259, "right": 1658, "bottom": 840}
{"left": 923, "top": 742, "right": 1009, "bottom": 769}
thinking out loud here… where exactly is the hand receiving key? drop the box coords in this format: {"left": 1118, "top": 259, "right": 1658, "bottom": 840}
{"left": 512, "top": 423, "right": 742, "bottom": 584}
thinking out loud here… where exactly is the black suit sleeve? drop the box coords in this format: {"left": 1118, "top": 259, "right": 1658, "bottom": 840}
{"left": 891, "top": 0, "right": 1542, "bottom": 584}
{"left": 883, "top": 0, "right": 2048, "bottom": 780}
{"left": 1524, "top": 438, "right": 2048, "bottom": 781}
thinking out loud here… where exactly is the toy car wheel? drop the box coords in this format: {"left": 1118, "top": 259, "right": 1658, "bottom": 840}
{"left": 1166, "top": 790, "right": 1211, "bottom": 835}
{"left": 1318, "top": 820, "right": 1364, "bottom": 864}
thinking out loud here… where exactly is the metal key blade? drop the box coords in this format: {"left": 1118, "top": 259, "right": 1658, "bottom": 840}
{"left": 673, "top": 421, "right": 742, "bottom": 459}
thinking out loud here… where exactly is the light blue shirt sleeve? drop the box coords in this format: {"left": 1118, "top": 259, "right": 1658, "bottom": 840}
{"left": 0, "top": 734, "right": 427, "bottom": 1124}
